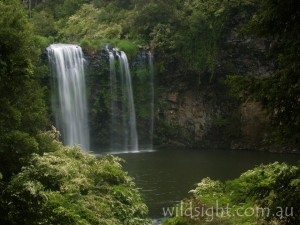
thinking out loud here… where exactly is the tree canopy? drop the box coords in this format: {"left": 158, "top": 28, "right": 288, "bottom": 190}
{"left": 0, "top": 0, "right": 48, "bottom": 179}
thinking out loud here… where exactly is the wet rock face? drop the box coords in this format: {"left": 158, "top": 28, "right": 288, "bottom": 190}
{"left": 228, "top": 102, "right": 270, "bottom": 151}
{"left": 157, "top": 83, "right": 240, "bottom": 149}
{"left": 158, "top": 89, "right": 270, "bottom": 150}
{"left": 164, "top": 91, "right": 208, "bottom": 142}
{"left": 177, "top": 92, "right": 207, "bottom": 142}
{"left": 239, "top": 102, "right": 269, "bottom": 148}
{"left": 155, "top": 24, "right": 274, "bottom": 150}
{"left": 83, "top": 49, "right": 111, "bottom": 149}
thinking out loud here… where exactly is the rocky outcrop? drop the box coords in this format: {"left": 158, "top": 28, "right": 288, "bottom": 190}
{"left": 155, "top": 22, "right": 274, "bottom": 150}
{"left": 164, "top": 90, "right": 208, "bottom": 142}
{"left": 156, "top": 88, "right": 272, "bottom": 150}
{"left": 156, "top": 83, "right": 241, "bottom": 149}
{"left": 231, "top": 101, "right": 270, "bottom": 150}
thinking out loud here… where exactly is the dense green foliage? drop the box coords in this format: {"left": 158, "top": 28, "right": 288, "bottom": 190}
{"left": 164, "top": 162, "right": 300, "bottom": 225}
{"left": 0, "top": 0, "right": 48, "bottom": 179}
{"left": 1, "top": 135, "right": 150, "bottom": 224}
{"left": 227, "top": 0, "right": 300, "bottom": 147}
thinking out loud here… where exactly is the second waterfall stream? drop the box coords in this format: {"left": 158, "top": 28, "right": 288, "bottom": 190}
{"left": 108, "top": 48, "right": 139, "bottom": 152}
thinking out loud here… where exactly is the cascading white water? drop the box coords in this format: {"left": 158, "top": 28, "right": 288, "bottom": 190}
{"left": 108, "top": 48, "right": 138, "bottom": 151}
{"left": 47, "top": 44, "right": 90, "bottom": 151}
{"left": 119, "top": 51, "right": 138, "bottom": 151}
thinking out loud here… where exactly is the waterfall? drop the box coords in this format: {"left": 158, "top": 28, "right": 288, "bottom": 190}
{"left": 47, "top": 44, "right": 90, "bottom": 151}
{"left": 108, "top": 48, "right": 138, "bottom": 152}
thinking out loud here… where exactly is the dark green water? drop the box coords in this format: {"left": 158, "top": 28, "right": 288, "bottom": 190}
{"left": 112, "top": 149, "right": 299, "bottom": 218}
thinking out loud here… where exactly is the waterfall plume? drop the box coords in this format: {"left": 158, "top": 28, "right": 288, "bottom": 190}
{"left": 47, "top": 44, "right": 90, "bottom": 151}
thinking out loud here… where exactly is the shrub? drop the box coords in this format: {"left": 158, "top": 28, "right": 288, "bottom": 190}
{"left": 164, "top": 162, "right": 300, "bottom": 225}
{"left": 1, "top": 143, "right": 151, "bottom": 224}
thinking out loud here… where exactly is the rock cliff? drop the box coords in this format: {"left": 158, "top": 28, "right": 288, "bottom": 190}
{"left": 154, "top": 25, "right": 273, "bottom": 150}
